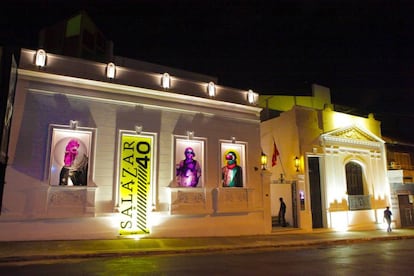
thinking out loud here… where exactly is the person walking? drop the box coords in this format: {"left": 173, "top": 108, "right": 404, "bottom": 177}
{"left": 384, "top": 206, "right": 392, "bottom": 232}
{"left": 279, "top": 197, "right": 287, "bottom": 227}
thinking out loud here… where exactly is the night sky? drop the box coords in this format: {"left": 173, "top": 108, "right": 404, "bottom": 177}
{"left": 1, "top": 0, "right": 413, "bottom": 141}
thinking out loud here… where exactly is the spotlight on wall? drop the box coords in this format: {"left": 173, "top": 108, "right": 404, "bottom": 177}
{"left": 187, "top": 131, "right": 194, "bottom": 139}
{"left": 207, "top": 81, "right": 216, "bottom": 97}
{"left": 35, "top": 49, "right": 47, "bottom": 67}
{"left": 161, "top": 72, "right": 171, "bottom": 89}
{"left": 295, "top": 156, "right": 300, "bottom": 172}
{"left": 247, "top": 89, "right": 256, "bottom": 104}
{"left": 69, "top": 120, "right": 78, "bottom": 129}
{"left": 261, "top": 152, "right": 268, "bottom": 170}
{"left": 231, "top": 136, "right": 236, "bottom": 144}
{"left": 135, "top": 125, "right": 143, "bottom": 134}
{"left": 106, "top": 62, "right": 116, "bottom": 79}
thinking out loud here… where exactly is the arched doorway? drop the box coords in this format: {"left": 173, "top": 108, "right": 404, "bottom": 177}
{"left": 345, "top": 161, "right": 364, "bottom": 195}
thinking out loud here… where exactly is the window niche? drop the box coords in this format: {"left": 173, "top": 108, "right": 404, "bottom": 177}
{"left": 168, "top": 135, "right": 208, "bottom": 215}
{"left": 346, "top": 161, "right": 371, "bottom": 210}
{"left": 46, "top": 124, "right": 97, "bottom": 216}
{"left": 345, "top": 161, "right": 364, "bottom": 196}
{"left": 213, "top": 140, "right": 251, "bottom": 214}
{"left": 173, "top": 136, "right": 205, "bottom": 188}
{"left": 220, "top": 141, "right": 246, "bottom": 188}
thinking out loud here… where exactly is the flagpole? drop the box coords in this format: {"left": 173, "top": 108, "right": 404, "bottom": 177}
{"left": 278, "top": 151, "right": 286, "bottom": 177}
{"left": 273, "top": 137, "right": 286, "bottom": 177}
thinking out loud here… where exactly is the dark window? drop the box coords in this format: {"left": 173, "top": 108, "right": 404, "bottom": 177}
{"left": 345, "top": 162, "right": 364, "bottom": 195}
{"left": 82, "top": 30, "right": 95, "bottom": 50}
{"left": 95, "top": 32, "right": 105, "bottom": 50}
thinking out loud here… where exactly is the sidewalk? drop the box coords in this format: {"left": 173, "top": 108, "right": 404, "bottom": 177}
{"left": 1, "top": 228, "right": 414, "bottom": 263}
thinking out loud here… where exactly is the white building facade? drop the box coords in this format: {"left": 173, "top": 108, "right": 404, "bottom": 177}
{"left": 0, "top": 49, "right": 271, "bottom": 241}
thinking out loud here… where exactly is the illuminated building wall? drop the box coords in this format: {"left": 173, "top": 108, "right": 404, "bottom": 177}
{"left": 321, "top": 106, "right": 390, "bottom": 230}
{"left": 0, "top": 49, "right": 268, "bottom": 241}
{"left": 261, "top": 85, "right": 390, "bottom": 231}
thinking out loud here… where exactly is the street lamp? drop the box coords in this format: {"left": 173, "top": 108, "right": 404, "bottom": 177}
{"left": 294, "top": 156, "right": 300, "bottom": 172}
{"left": 261, "top": 152, "right": 268, "bottom": 170}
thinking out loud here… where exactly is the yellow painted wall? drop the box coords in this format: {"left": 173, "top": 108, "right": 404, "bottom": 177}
{"left": 259, "top": 84, "right": 332, "bottom": 112}
{"left": 322, "top": 106, "right": 382, "bottom": 136}
{"left": 261, "top": 109, "right": 300, "bottom": 181}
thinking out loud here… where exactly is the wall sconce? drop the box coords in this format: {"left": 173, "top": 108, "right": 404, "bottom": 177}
{"left": 35, "top": 49, "right": 47, "bottom": 67}
{"left": 247, "top": 89, "right": 256, "bottom": 104}
{"left": 207, "top": 81, "right": 216, "bottom": 97}
{"left": 186, "top": 130, "right": 194, "bottom": 139}
{"left": 135, "top": 125, "right": 143, "bottom": 134}
{"left": 106, "top": 62, "right": 116, "bottom": 79}
{"left": 261, "top": 152, "right": 268, "bottom": 170}
{"left": 231, "top": 136, "right": 236, "bottom": 144}
{"left": 161, "top": 72, "right": 171, "bottom": 89}
{"left": 69, "top": 120, "right": 78, "bottom": 129}
{"left": 294, "top": 156, "right": 300, "bottom": 172}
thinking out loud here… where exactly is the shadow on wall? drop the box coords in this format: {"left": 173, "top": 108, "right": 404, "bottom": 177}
{"left": 173, "top": 113, "right": 207, "bottom": 137}
{"left": 115, "top": 105, "right": 162, "bottom": 136}
{"left": 13, "top": 93, "right": 96, "bottom": 180}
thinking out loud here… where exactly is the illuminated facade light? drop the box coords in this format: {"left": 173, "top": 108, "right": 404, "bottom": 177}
{"left": 247, "top": 89, "right": 256, "bottom": 104}
{"left": 106, "top": 62, "right": 116, "bottom": 79}
{"left": 35, "top": 49, "right": 47, "bottom": 67}
{"left": 295, "top": 156, "right": 300, "bottom": 172}
{"left": 186, "top": 130, "right": 194, "bottom": 139}
{"left": 261, "top": 152, "right": 268, "bottom": 170}
{"left": 231, "top": 136, "right": 236, "bottom": 143}
{"left": 207, "top": 81, "right": 216, "bottom": 97}
{"left": 161, "top": 73, "right": 171, "bottom": 89}
{"left": 135, "top": 125, "right": 143, "bottom": 134}
{"left": 69, "top": 120, "right": 78, "bottom": 129}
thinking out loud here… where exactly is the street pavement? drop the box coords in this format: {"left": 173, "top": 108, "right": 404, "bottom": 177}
{"left": 1, "top": 228, "right": 414, "bottom": 263}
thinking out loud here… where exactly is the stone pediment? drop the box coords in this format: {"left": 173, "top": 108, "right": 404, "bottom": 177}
{"left": 321, "top": 125, "right": 384, "bottom": 148}
{"left": 328, "top": 126, "right": 379, "bottom": 142}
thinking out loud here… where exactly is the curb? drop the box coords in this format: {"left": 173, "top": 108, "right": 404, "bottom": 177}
{"left": 1, "top": 233, "right": 414, "bottom": 264}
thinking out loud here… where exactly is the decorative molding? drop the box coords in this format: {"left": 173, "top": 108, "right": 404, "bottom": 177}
{"left": 335, "top": 128, "right": 375, "bottom": 141}
{"left": 169, "top": 188, "right": 208, "bottom": 215}
{"left": 348, "top": 195, "right": 371, "bottom": 210}
{"left": 372, "top": 196, "right": 388, "bottom": 209}
{"left": 46, "top": 186, "right": 97, "bottom": 217}
{"left": 321, "top": 125, "right": 383, "bottom": 150}
{"left": 174, "top": 190, "right": 206, "bottom": 204}
{"left": 213, "top": 188, "right": 251, "bottom": 213}
{"left": 19, "top": 68, "right": 262, "bottom": 119}
{"left": 328, "top": 199, "right": 348, "bottom": 212}
{"left": 49, "top": 189, "right": 86, "bottom": 206}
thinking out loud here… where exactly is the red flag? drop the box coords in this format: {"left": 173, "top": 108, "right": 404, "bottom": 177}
{"left": 272, "top": 141, "right": 279, "bottom": 167}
